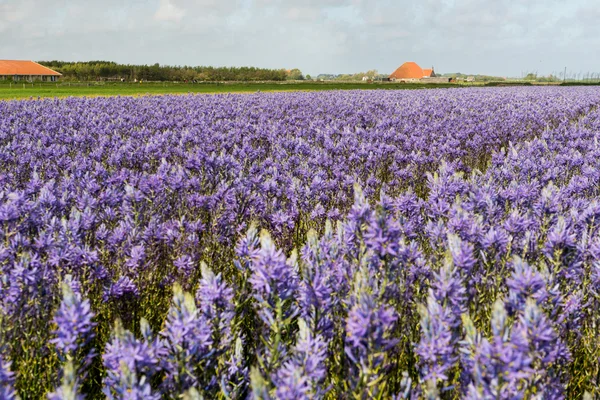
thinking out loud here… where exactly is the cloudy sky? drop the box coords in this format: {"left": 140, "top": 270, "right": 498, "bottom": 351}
{"left": 0, "top": 0, "right": 597, "bottom": 77}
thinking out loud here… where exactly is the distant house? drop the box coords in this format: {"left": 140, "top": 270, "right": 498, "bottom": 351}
{"left": 389, "top": 62, "right": 442, "bottom": 82}
{"left": 422, "top": 68, "right": 436, "bottom": 78}
{"left": 0, "top": 60, "right": 62, "bottom": 82}
{"left": 389, "top": 62, "right": 424, "bottom": 81}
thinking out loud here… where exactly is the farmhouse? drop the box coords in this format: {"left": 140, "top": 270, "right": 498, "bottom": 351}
{"left": 389, "top": 62, "right": 449, "bottom": 82}
{"left": 0, "top": 60, "right": 62, "bottom": 82}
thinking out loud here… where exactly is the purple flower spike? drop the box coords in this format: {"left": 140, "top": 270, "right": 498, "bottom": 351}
{"left": 51, "top": 276, "right": 96, "bottom": 359}
{"left": 416, "top": 294, "right": 456, "bottom": 383}
{"left": 103, "top": 276, "right": 139, "bottom": 302}
{"left": 103, "top": 318, "right": 165, "bottom": 393}
{"left": 506, "top": 257, "right": 547, "bottom": 316}
{"left": 249, "top": 230, "right": 300, "bottom": 325}
{"left": 161, "top": 283, "right": 212, "bottom": 393}
{"left": 0, "top": 355, "right": 17, "bottom": 400}
{"left": 273, "top": 319, "right": 329, "bottom": 399}
{"left": 344, "top": 267, "right": 398, "bottom": 398}
{"left": 447, "top": 234, "right": 477, "bottom": 273}
{"left": 174, "top": 255, "right": 195, "bottom": 279}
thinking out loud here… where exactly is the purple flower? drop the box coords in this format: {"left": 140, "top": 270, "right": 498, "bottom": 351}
{"left": 0, "top": 355, "right": 17, "bottom": 400}
{"left": 245, "top": 230, "right": 301, "bottom": 390}
{"left": 161, "top": 283, "right": 212, "bottom": 393}
{"left": 125, "top": 244, "right": 146, "bottom": 270}
{"left": 510, "top": 299, "right": 570, "bottom": 396}
{"left": 417, "top": 261, "right": 467, "bottom": 390}
{"left": 506, "top": 257, "right": 548, "bottom": 315}
{"left": 344, "top": 268, "right": 398, "bottom": 398}
{"left": 195, "top": 263, "right": 237, "bottom": 393}
{"left": 51, "top": 277, "right": 96, "bottom": 360}
{"left": 461, "top": 300, "right": 531, "bottom": 399}
{"left": 298, "top": 229, "right": 342, "bottom": 341}
{"left": 103, "top": 276, "right": 139, "bottom": 302}
{"left": 196, "top": 262, "right": 234, "bottom": 345}
{"left": 234, "top": 222, "right": 260, "bottom": 272}
{"left": 416, "top": 294, "right": 456, "bottom": 382}
{"left": 103, "top": 318, "right": 165, "bottom": 392}
{"left": 431, "top": 261, "right": 467, "bottom": 327}
{"left": 362, "top": 194, "right": 403, "bottom": 259}
{"left": 347, "top": 184, "right": 372, "bottom": 227}
{"left": 249, "top": 230, "right": 299, "bottom": 324}
{"left": 273, "top": 320, "right": 329, "bottom": 399}
{"left": 543, "top": 217, "right": 577, "bottom": 259}
{"left": 503, "top": 209, "right": 531, "bottom": 235}
{"left": 447, "top": 234, "right": 477, "bottom": 273}
{"left": 173, "top": 255, "right": 196, "bottom": 279}
{"left": 480, "top": 227, "right": 509, "bottom": 256}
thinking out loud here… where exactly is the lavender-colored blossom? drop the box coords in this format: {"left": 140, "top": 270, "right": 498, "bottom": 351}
{"left": 416, "top": 294, "right": 456, "bottom": 382}
{"left": 196, "top": 262, "right": 234, "bottom": 324}
{"left": 0, "top": 356, "right": 17, "bottom": 400}
{"left": 161, "top": 283, "right": 212, "bottom": 393}
{"left": 506, "top": 257, "right": 548, "bottom": 316}
{"left": 273, "top": 319, "right": 329, "bottom": 399}
{"left": 249, "top": 230, "right": 299, "bottom": 324}
{"left": 447, "top": 234, "right": 479, "bottom": 297}
{"left": 103, "top": 318, "right": 165, "bottom": 392}
{"left": 447, "top": 234, "right": 477, "bottom": 272}
{"left": 344, "top": 267, "right": 398, "bottom": 398}
{"left": 51, "top": 277, "right": 96, "bottom": 360}
{"left": 480, "top": 226, "right": 509, "bottom": 256}
{"left": 221, "top": 337, "right": 249, "bottom": 399}
{"left": 431, "top": 261, "right": 467, "bottom": 327}
{"left": 417, "top": 260, "right": 467, "bottom": 390}
{"left": 173, "top": 255, "right": 195, "bottom": 279}
{"left": 461, "top": 300, "right": 531, "bottom": 399}
{"left": 510, "top": 299, "right": 570, "bottom": 396}
{"left": 543, "top": 217, "right": 577, "bottom": 260}
{"left": 103, "top": 276, "right": 139, "bottom": 302}
{"left": 125, "top": 245, "right": 146, "bottom": 270}
{"left": 195, "top": 262, "right": 236, "bottom": 392}
{"left": 298, "top": 228, "right": 342, "bottom": 340}
{"left": 363, "top": 193, "right": 403, "bottom": 258}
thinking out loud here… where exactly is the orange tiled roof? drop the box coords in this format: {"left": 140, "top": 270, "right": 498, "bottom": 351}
{"left": 389, "top": 62, "right": 424, "bottom": 80}
{"left": 0, "top": 60, "right": 62, "bottom": 76}
{"left": 423, "top": 68, "right": 433, "bottom": 77}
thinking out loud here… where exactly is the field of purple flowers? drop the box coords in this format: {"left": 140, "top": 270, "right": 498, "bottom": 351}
{"left": 1, "top": 87, "right": 600, "bottom": 399}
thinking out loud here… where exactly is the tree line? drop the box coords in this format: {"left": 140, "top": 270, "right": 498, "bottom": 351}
{"left": 37, "top": 61, "right": 304, "bottom": 82}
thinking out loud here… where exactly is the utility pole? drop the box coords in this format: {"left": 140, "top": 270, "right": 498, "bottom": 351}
{"left": 564, "top": 67, "right": 567, "bottom": 83}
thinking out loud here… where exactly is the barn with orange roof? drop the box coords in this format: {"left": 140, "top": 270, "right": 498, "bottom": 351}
{"left": 389, "top": 62, "right": 439, "bottom": 81}
{"left": 0, "top": 60, "right": 62, "bottom": 82}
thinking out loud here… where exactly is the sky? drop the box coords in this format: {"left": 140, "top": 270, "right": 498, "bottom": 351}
{"left": 0, "top": 0, "right": 598, "bottom": 77}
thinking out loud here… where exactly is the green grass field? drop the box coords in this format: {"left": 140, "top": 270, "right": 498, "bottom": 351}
{"left": 0, "top": 81, "right": 458, "bottom": 100}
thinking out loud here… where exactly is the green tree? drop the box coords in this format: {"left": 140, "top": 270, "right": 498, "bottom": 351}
{"left": 286, "top": 68, "right": 304, "bottom": 80}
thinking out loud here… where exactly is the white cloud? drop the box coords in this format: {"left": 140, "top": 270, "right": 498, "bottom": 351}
{"left": 154, "top": 0, "right": 186, "bottom": 22}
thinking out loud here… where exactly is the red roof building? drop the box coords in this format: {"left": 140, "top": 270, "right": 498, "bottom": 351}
{"left": 0, "top": 60, "right": 62, "bottom": 81}
{"left": 389, "top": 62, "right": 436, "bottom": 80}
